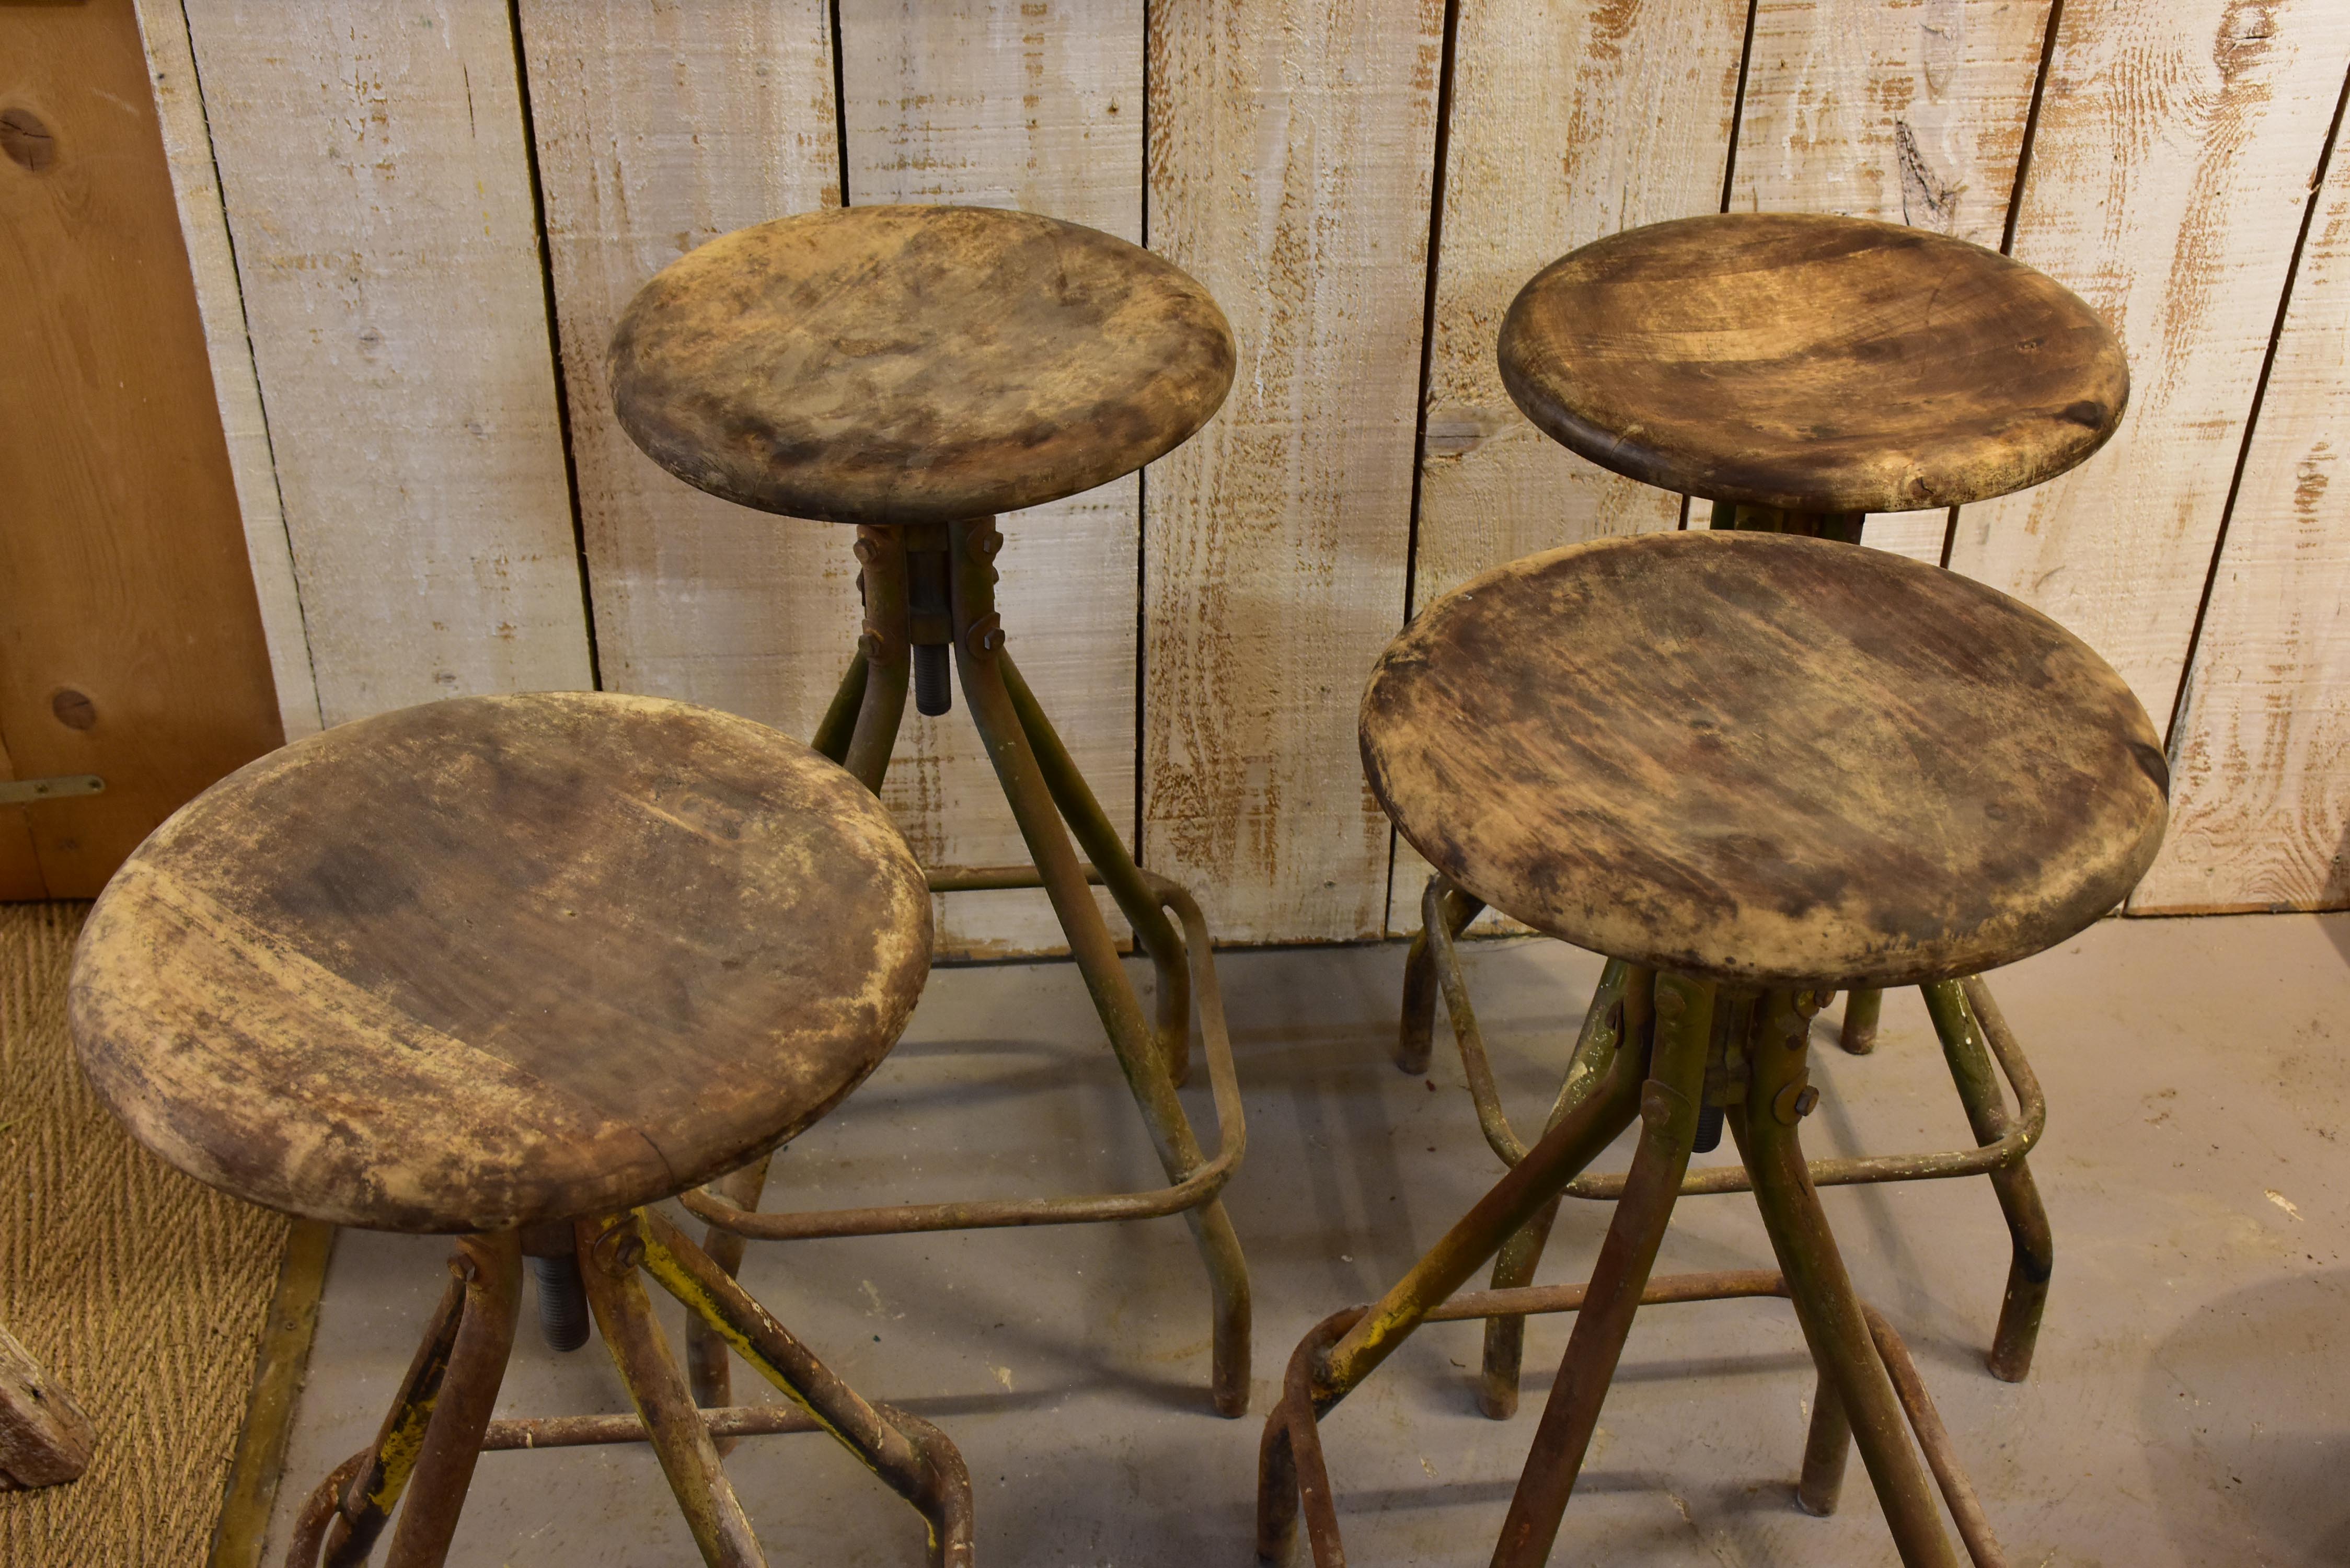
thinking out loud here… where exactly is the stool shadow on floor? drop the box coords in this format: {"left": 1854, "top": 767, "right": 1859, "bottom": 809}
{"left": 2140, "top": 1269, "right": 2350, "bottom": 1566}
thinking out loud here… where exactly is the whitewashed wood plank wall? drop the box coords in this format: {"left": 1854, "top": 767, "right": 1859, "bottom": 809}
{"left": 135, "top": 1, "right": 2350, "bottom": 952}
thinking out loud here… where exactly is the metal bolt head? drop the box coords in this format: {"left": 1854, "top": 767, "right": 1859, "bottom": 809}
{"left": 968, "top": 530, "right": 1003, "bottom": 561}
{"left": 858, "top": 630, "right": 884, "bottom": 661}
{"left": 1772, "top": 1081, "right": 1819, "bottom": 1125}
{"left": 1655, "top": 987, "right": 1685, "bottom": 1022}
{"left": 1791, "top": 989, "right": 1824, "bottom": 1020}
{"left": 854, "top": 537, "right": 879, "bottom": 564}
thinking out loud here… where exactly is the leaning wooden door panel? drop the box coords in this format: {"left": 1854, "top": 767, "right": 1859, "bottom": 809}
{"left": 0, "top": 0, "right": 283, "bottom": 898}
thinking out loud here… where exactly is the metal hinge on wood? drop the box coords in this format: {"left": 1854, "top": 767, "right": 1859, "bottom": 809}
{"left": 0, "top": 776, "right": 102, "bottom": 805}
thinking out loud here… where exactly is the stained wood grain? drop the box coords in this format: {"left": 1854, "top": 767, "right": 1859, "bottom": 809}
{"left": 838, "top": 0, "right": 1147, "bottom": 956}
{"left": 1365, "top": 533, "right": 2168, "bottom": 985}
{"left": 0, "top": 1320, "right": 94, "bottom": 1491}
{"left": 1732, "top": 0, "right": 2055, "bottom": 560}
{"left": 132, "top": 0, "right": 319, "bottom": 740}
{"left": 0, "top": 0, "right": 285, "bottom": 898}
{"left": 1947, "top": 0, "right": 2350, "bottom": 722}
{"left": 2135, "top": 95, "right": 2350, "bottom": 914}
{"left": 1391, "top": 0, "right": 1749, "bottom": 936}
{"left": 1145, "top": 0, "right": 1447, "bottom": 943}
{"left": 72, "top": 693, "right": 931, "bottom": 1233}
{"left": 180, "top": 0, "right": 590, "bottom": 725}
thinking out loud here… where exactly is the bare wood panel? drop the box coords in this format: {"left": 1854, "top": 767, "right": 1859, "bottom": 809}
{"left": 181, "top": 0, "right": 590, "bottom": 726}
{"left": 132, "top": 0, "right": 319, "bottom": 741}
{"left": 837, "top": 0, "right": 1144, "bottom": 955}
{"left": 2136, "top": 103, "right": 2350, "bottom": 914}
{"left": 1948, "top": 0, "right": 2350, "bottom": 721}
{"left": 1144, "top": 0, "right": 1447, "bottom": 943}
{"left": 1732, "top": 0, "right": 2055, "bottom": 560}
{"left": 514, "top": 4, "right": 845, "bottom": 803}
{"left": 1391, "top": 0, "right": 1749, "bottom": 936}
{"left": 0, "top": 0, "right": 284, "bottom": 898}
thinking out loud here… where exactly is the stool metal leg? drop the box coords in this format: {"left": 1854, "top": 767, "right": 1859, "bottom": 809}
{"left": 1798, "top": 1371, "right": 1853, "bottom": 1514}
{"left": 1478, "top": 955, "right": 1636, "bottom": 1419}
{"left": 1491, "top": 973, "right": 1713, "bottom": 1566}
{"left": 952, "top": 531, "right": 1251, "bottom": 1415}
{"left": 1734, "top": 991, "right": 1959, "bottom": 1568}
{"left": 1840, "top": 987, "right": 1884, "bottom": 1054}
{"left": 307, "top": 1233, "right": 521, "bottom": 1568}
{"left": 1397, "top": 875, "right": 1482, "bottom": 1075}
{"left": 1926, "top": 979, "right": 2054, "bottom": 1381}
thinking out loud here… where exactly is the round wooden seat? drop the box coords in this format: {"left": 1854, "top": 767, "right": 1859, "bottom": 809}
{"left": 607, "top": 204, "right": 1236, "bottom": 526}
{"left": 1498, "top": 213, "right": 2128, "bottom": 514}
{"left": 70, "top": 692, "right": 931, "bottom": 1234}
{"left": 1362, "top": 532, "right": 2167, "bottom": 987}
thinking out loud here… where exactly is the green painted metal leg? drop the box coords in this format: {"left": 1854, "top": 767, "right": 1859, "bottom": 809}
{"left": 1798, "top": 1370, "right": 1852, "bottom": 1515}
{"left": 1734, "top": 992, "right": 1959, "bottom": 1568}
{"left": 312, "top": 1271, "right": 468, "bottom": 1568}
{"left": 373, "top": 1233, "right": 522, "bottom": 1568}
{"left": 1925, "top": 978, "right": 2053, "bottom": 1382}
{"left": 1840, "top": 987, "right": 1884, "bottom": 1055}
{"left": 952, "top": 523, "right": 1251, "bottom": 1416}
{"left": 1490, "top": 973, "right": 1713, "bottom": 1567}
{"left": 1479, "top": 959, "right": 1637, "bottom": 1420}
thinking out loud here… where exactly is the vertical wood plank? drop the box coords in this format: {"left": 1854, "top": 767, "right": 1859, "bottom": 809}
{"left": 837, "top": 0, "right": 1145, "bottom": 955}
{"left": 1732, "top": 0, "right": 2054, "bottom": 560}
{"left": 1946, "top": 0, "right": 2350, "bottom": 721}
{"left": 181, "top": 0, "right": 591, "bottom": 725}
{"left": 132, "top": 0, "right": 321, "bottom": 740}
{"left": 2134, "top": 86, "right": 2350, "bottom": 914}
{"left": 1392, "top": 0, "right": 1750, "bottom": 934}
{"left": 514, "top": 4, "right": 846, "bottom": 802}
{"left": 1146, "top": 0, "right": 1447, "bottom": 943}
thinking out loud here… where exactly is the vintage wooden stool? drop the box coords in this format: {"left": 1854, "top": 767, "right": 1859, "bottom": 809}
{"left": 1263, "top": 530, "right": 2167, "bottom": 1566}
{"left": 68, "top": 692, "right": 971, "bottom": 1566}
{"left": 1397, "top": 211, "right": 2130, "bottom": 1409}
{"left": 608, "top": 204, "right": 1252, "bottom": 1415}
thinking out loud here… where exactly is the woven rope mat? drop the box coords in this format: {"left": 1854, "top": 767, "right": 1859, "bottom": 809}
{"left": 0, "top": 902, "right": 288, "bottom": 1566}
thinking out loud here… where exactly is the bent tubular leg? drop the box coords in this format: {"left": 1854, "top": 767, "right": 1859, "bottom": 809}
{"left": 635, "top": 1209, "right": 974, "bottom": 1567}
{"left": 307, "top": 1269, "right": 468, "bottom": 1568}
{"left": 1479, "top": 960, "right": 1641, "bottom": 1419}
{"left": 1001, "top": 651, "right": 1193, "bottom": 1086}
{"left": 1491, "top": 972, "right": 1713, "bottom": 1567}
{"left": 378, "top": 1232, "right": 522, "bottom": 1568}
{"left": 1734, "top": 992, "right": 1959, "bottom": 1568}
{"left": 1398, "top": 875, "right": 1483, "bottom": 1075}
{"left": 578, "top": 1219, "right": 764, "bottom": 1568}
{"left": 1927, "top": 979, "right": 2053, "bottom": 1382}
{"left": 1314, "top": 1021, "right": 1648, "bottom": 1407}
{"left": 952, "top": 517, "right": 1251, "bottom": 1416}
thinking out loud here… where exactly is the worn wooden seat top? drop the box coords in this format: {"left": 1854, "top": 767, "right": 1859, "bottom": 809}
{"left": 1499, "top": 213, "right": 2129, "bottom": 514}
{"left": 608, "top": 204, "right": 1236, "bottom": 526}
{"left": 1362, "top": 532, "right": 2168, "bottom": 987}
{"left": 70, "top": 693, "right": 931, "bottom": 1235}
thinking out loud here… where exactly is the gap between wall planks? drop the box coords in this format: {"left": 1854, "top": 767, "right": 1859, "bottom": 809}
{"left": 1145, "top": 0, "right": 1449, "bottom": 946}
{"left": 171, "top": 0, "right": 592, "bottom": 727}
{"left": 131, "top": 1, "right": 320, "bottom": 742}
{"left": 2136, "top": 68, "right": 2350, "bottom": 916}
{"left": 1950, "top": 1, "right": 2350, "bottom": 744}
{"left": 834, "top": 0, "right": 1145, "bottom": 956}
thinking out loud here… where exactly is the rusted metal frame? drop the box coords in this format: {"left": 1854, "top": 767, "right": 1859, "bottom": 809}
{"left": 1933, "top": 977, "right": 2054, "bottom": 1382}
{"left": 305, "top": 1262, "right": 469, "bottom": 1566}
{"left": 845, "top": 524, "right": 915, "bottom": 793}
{"left": 1492, "top": 972, "right": 1714, "bottom": 1566}
{"left": 577, "top": 1218, "right": 766, "bottom": 1568}
{"left": 950, "top": 514, "right": 1250, "bottom": 1416}
{"left": 1840, "top": 985, "right": 1885, "bottom": 1055}
{"left": 1309, "top": 1027, "right": 1649, "bottom": 1409}
{"left": 1260, "top": 1267, "right": 1999, "bottom": 1567}
{"left": 632, "top": 1209, "right": 976, "bottom": 1566}
{"left": 677, "top": 866, "right": 1245, "bottom": 1241}
{"left": 1000, "top": 649, "right": 1194, "bottom": 1086}
{"left": 811, "top": 653, "right": 870, "bottom": 764}
{"left": 1395, "top": 872, "right": 1484, "bottom": 1074}
{"left": 481, "top": 1405, "right": 822, "bottom": 1449}
{"left": 305, "top": 1233, "right": 521, "bottom": 1568}
{"left": 1477, "top": 956, "right": 1640, "bottom": 1419}
{"left": 1732, "top": 989, "right": 1960, "bottom": 1568}
{"left": 1799, "top": 1370, "right": 1854, "bottom": 1515}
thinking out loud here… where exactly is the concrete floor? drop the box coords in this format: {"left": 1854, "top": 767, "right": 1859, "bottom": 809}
{"left": 262, "top": 911, "right": 2350, "bottom": 1566}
